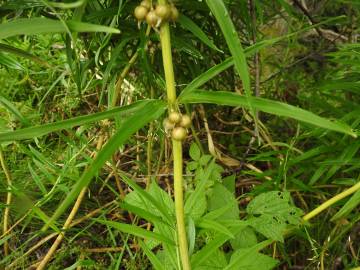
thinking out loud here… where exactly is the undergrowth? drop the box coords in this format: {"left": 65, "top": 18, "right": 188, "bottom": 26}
{"left": 0, "top": 0, "right": 360, "bottom": 269}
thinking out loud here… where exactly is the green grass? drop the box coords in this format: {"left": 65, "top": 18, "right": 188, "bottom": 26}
{"left": 0, "top": 0, "right": 360, "bottom": 269}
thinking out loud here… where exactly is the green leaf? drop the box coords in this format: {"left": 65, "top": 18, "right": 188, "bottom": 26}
{"left": 0, "top": 95, "right": 30, "bottom": 126}
{"left": 197, "top": 218, "right": 235, "bottom": 239}
{"left": 119, "top": 202, "right": 169, "bottom": 226}
{"left": 189, "top": 142, "right": 201, "bottom": 161}
{"left": 205, "top": 0, "right": 257, "bottom": 129}
{"left": 205, "top": 0, "right": 250, "bottom": 97}
{"left": 208, "top": 183, "right": 239, "bottom": 220}
{"left": 247, "top": 191, "right": 303, "bottom": 242}
{"left": 225, "top": 246, "right": 278, "bottom": 270}
{"left": 179, "top": 90, "right": 357, "bottom": 137}
{"left": 331, "top": 188, "right": 360, "bottom": 220}
{"left": 122, "top": 176, "right": 174, "bottom": 225}
{"left": 0, "top": 43, "right": 50, "bottom": 67}
{"left": 0, "top": 18, "right": 120, "bottom": 40}
{"left": 191, "top": 225, "right": 247, "bottom": 268}
{"left": 0, "top": 100, "right": 155, "bottom": 142}
{"left": 93, "top": 219, "right": 175, "bottom": 245}
{"left": 42, "top": 101, "right": 166, "bottom": 230}
{"left": 178, "top": 15, "right": 222, "bottom": 52}
{"left": 139, "top": 240, "right": 166, "bottom": 270}
{"left": 0, "top": 52, "right": 24, "bottom": 70}
{"left": 230, "top": 226, "right": 258, "bottom": 250}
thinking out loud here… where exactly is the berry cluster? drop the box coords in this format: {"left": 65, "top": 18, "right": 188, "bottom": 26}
{"left": 163, "top": 112, "right": 191, "bottom": 141}
{"left": 134, "top": 1, "right": 179, "bottom": 27}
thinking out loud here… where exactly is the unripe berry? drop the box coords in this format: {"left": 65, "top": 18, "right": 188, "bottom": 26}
{"left": 140, "top": 0, "right": 151, "bottom": 10}
{"left": 163, "top": 118, "right": 174, "bottom": 131}
{"left": 155, "top": 4, "right": 171, "bottom": 20}
{"left": 146, "top": 10, "right": 159, "bottom": 27}
{"left": 170, "top": 5, "right": 179, "bottom": 21}
{"left": 180, "top": 114, "right": 191, "bottom": 128}
{"left": 172, "top": 127, "right": 187, "bottom": 141}
{"left": 134, "top": 5, "right": 148, "bottom": 21}
{"left": 168, "top": 112, "right": 182, "bottom": 124}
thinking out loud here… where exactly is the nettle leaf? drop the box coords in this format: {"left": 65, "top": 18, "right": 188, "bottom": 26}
{"left": 246, "top": 191, "right": 303, "bottom": 242}
{"left": 208, "top": 183, "right": 239, "bottom": 220}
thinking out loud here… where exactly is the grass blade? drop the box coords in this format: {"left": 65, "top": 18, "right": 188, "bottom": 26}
{"left": 178, "top": 14, "right": 222, "bottom": 52}
{"left": 0, "top": 100, "right": 155, "bottom": 142}
{"left": 0, "top": 43, "right": 50, "bottom": 67}
{"left": 0, "top": 95, "right": 30, "bottom": 126}
{"left": 42, "top": 101, "right": 166, "bottom": 230}
{"left": 94, "top": 219, "right": 175, "bottom": 245}
{"left": 0, "top": 17, "right": 119, "bottom": 40}
{"left": 180, "top": 90, "right": 357, "bottom": 137}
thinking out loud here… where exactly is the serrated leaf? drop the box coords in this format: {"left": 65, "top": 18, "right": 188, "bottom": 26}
{"left": 248, "top": 216, "right": 286, "bottom": 242}
{"left": 247, "top": 191, "right": 303, "bottom": 225}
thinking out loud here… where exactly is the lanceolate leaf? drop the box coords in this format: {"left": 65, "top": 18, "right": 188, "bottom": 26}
{"left": 0, "top": 17, "right": 120, "bottom": 40}
{"left": 179, "top": 90, "right": 357, "bottom": 137}
{"left": 205, "top": 0, "right": 251, "bottom": 97}
{"left": 0, "top": 95, "right": 30, "bottom": 126}
{"left": 43, "top": 101, "right": 166, "bottom": 230}
{"left": 0, "top": 43, "right": 50, "bottom": 67}
{"left": 0, "top": 100, "right": 156, "bottom": 142}
{"left": 178, "top": 15, "right": 222, "bottom": 52}
{"left": 94, "top": 219, "right": 175, "bottom": 245}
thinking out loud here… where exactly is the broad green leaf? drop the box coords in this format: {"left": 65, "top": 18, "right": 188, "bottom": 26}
{"left": 139, "top": 240, "right": 166, "bottom": 270}
{"left": 0, "top": 100, "right": 154, "bottom": 142}
{"left": 0, "top": 95, "right": 30, "bottom": 126}
{"left": 0, "top": 18, "right": 119, "bottom": 40}
{"left": 247, "top": 191, "right": 303, "bottom": 225}
{"left": 247, "top": 191, "right": 303, "bottom": 242}
{"left": 194, "top": 249, "right": 228, "bottom": 270}
{"left": 197, "top": 218, "right": 235, "bottom": 239}
{"left": 179, "top": 90, "right": 357, "bottom": 137}
{"left": 230, "top": 226, "right": 258, "bottom": 250}
{"left": 43, "top": 101, "right": 166, "bottom": 230}
{"left": 208, "top": 183, "right": 239, "bottom": 220}
{"left": 332, "top": 188, "right": 360, "bottom": 220}
{"left": 94, "top": 219, "right": 175, "bottom": 245}
{"left": 178, "top": 15, "right": 222, "bottom": 52}
{"left": 225, "top": 245, "right": 278, "bottom": 270}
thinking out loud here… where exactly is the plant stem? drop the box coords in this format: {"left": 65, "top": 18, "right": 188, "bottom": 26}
{"left": 173, "top": 140, "right": 191, "bottom": 270}
{"left": 159, "top": 21, "right": 177, "bottom": 106}
{"left": 303, "top": 180, "right": 360, "bottom": 221}
{"left": 0, "top": 147, "right": 12, "bottom": 257}
{"left": 158, "top": 1, "right": 191, "bottom": 268}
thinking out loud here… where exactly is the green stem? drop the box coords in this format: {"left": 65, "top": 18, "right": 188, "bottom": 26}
{"left": 159, "top": 22, "right": 177, "bottom": 106}
{"left": 158, "top": 0, "right": 191, "bottom": 268}
{"left": 303, "top": 180, "right": 360, "bottom": 221}
{"left": 173, "top": 140, "right": 191, "bottom": 270}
